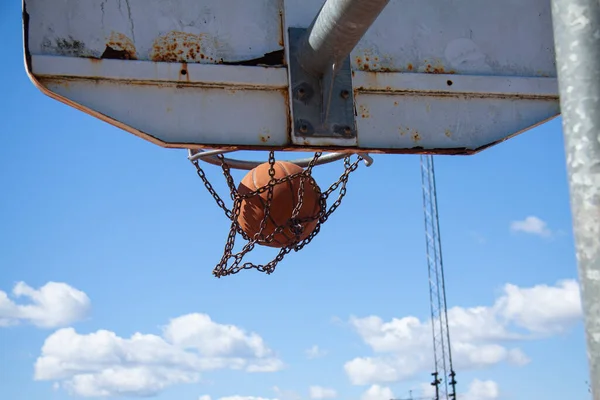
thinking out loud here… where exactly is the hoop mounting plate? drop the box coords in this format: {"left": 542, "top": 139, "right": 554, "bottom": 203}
{"left": 287, "top": 28, "right": 357, "bottom": 147}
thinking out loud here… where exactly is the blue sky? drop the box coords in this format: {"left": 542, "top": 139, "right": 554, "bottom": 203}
{"left": 0, "top": 1, "right": 591, "bottom": 400}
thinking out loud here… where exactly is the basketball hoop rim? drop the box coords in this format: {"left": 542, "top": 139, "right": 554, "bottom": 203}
{"left": 187, "top": 149, "right": 373, "bottom": 170}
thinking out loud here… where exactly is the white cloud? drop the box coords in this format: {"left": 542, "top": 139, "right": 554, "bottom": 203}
{"left": 272, "top": 386, "right": 301, "bottom": 400}
{"left": 360, "top": 385, "right": 394, "bottom": 400}
{"left": 306, "top": 345, "right": 327, "bottom": 359}
{"left": 510, "top": 216, "right": 552, "bottom": 237}
{"left": 35, "top": 313, "right": 284, "bottom": 397}
{"left": 163, "top": 313, "right": 274, "bottom": 360}
{"left": 200, "top": 397, "right": 279, "bottom": 400}
{"left": 419, "top": 379, "right": 499, "bottom": 400}
{"left": 463, "top": 379, "right": 500, "bottom": 400}
{"left": 220, "top": 397, "right": 278, "bottom": 400}
{"left": 345, "top": 355, "right": 425, "bottom": 385}
{"left": 344, "top": 280, "right": 581, "bottom": 386}
{"left": 495, "top": 280, "right": 581, "bottom": 334}
{"left": 419, "top": 382, "right": 436, "bottom": 398}
{"left": 309, "top": 385, "right": 337, "bottom": 399}
{"left": 506, "top": 348, "right": 531, "bottom": 366}
{"left": 0, "top": 281, "right": 90, "bottom": 328}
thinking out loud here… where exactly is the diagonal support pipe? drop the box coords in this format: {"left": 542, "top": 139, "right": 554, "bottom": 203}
{"left": 297, "top": 0, "right": 391, "bottom": 77}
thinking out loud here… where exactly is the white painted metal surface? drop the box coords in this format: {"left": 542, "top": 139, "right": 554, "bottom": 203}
{"left": 23, "top": 0, "right": 560, "bottom": 153}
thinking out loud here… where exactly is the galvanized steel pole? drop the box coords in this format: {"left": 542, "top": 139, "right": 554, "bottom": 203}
{"left": 551, "top": 0, "right": 600, "bottom": 397}
{"left": 298, "top": 0, "right": 391, "bottom": 76}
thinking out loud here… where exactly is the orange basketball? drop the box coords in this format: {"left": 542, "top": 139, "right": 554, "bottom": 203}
{"left": 237, "top": 161, "right": 322, "bottom": 248}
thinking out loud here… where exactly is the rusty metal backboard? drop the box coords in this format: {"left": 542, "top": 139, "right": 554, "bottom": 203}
{"left": 23, "top": 0, "right": 559, "bottom": 154}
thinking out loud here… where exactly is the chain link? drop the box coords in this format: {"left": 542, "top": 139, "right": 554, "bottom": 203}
{"left": 191, "top": 151, "right": 363, "bottom": 277}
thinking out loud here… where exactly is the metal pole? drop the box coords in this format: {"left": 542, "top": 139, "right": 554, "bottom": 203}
{"left": 298, "top": 0, "right": 391, "bottom": 76}
{"left": 550, "top": 0, "right": 600, "bottom": 397}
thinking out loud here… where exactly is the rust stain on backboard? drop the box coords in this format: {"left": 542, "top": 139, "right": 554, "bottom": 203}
{"left": 423, "top": 59, "right": 455, "bottom": 74}
{"left": 277, "top": 9, "right": 285, "bottom": 48}
{"left": 259, "top": 127, "right": 272, "bottom": 143}
{"left": 355, "top": 51, "right": 381, "bottom": 71}
{"left": 359, "top": 104, "right": 370, "bottom": 119}
{"left": 179, "top": 62, "right": 190, "bottom": 82}
{"left": 101, "top": 32, "right": 137, "bottom": 60}
{"left": 355, "top": 55, "right": 377, "bottom": 71}
{"left": 355, "top": 52, "right": 397, "bottom": 72}
{"left": 281, "top": 87, "right": 291, "bottom": 141}
{"left": 150, "top": 31, "right": 218, "bottom": 63}
{"left": 259, "top": 132, "right": 272, "bottom": 143}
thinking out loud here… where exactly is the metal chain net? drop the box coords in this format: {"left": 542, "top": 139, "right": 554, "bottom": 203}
{"left": 190, "top": 151, "right": 363, "bottom": 277}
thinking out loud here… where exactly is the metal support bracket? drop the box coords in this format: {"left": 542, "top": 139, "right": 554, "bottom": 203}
{"left": 288, "top": 27, "right": 357, "bottom": 146}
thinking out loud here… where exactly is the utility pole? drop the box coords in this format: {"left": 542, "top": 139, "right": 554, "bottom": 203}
{"left": 550, "top": 0, "right": 600, "bottom": 397}
{"left": 420, "top": 155, "right": 457, "bottom": 400}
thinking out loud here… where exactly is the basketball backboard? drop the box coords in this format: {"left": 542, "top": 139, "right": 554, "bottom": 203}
{"left": 23, "top": 0, "right": 559, "bottom": 154}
